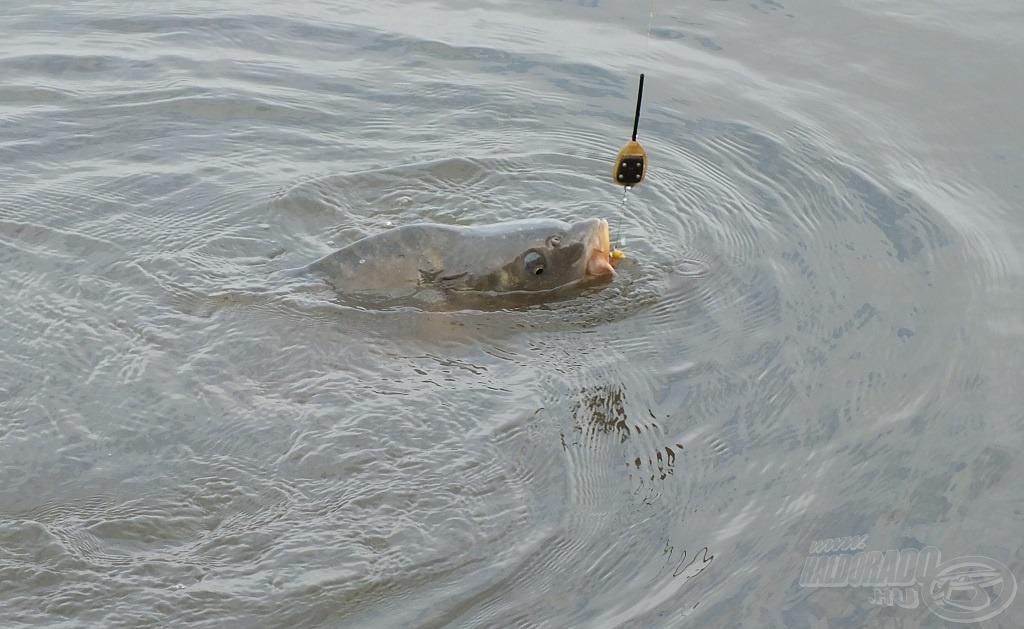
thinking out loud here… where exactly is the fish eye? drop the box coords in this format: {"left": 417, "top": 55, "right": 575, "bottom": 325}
{"left": 547, "top": 235, "right": 562, "bottom": 248}
{"left": 523, "top": 250, "right": 546, "bottom": 276}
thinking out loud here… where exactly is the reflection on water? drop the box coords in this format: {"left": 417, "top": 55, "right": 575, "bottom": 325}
{"left": 2, "top": 0, "right": 1023, "bottom": 626}
{"left": 570, "top": 384, "right": 632, "bottom": 443}
{"left": 568, "top": 384, "right": 685, "bottom": 485}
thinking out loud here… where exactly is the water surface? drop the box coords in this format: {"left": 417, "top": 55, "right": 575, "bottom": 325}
{"left": 2, "top": 0, "right": 1023, "bottom": 626}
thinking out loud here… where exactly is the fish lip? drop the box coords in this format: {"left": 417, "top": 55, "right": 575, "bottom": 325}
{"left": 599, "top": 218, "right": 610, "bottom": 253}
{"left": 585, "top": 218, "right": 617, "bottom": 276}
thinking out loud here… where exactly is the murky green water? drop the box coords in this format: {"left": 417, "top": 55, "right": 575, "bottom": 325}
{"left": 3, "top": 1, "right": 1022, "bottom": 626}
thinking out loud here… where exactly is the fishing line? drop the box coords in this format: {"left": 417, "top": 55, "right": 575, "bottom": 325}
{"left": 610, "top": 1, "right": 655, "bottom": 250}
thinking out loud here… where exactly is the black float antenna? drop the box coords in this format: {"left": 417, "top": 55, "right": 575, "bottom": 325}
{"left": 631, "top": 73, "right": 644, "bottom": 141}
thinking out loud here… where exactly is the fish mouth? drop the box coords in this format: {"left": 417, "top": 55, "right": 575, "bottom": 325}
{"left": 586, "top": 218, "right": 618, "bottom": 276}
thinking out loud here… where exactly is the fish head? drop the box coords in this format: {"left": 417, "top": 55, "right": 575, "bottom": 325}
{"left": 468, "top": 218, "right": 619, "bottom": 293}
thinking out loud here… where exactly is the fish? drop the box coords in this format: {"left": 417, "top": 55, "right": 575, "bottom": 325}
{"left": 304, "top": 217, "right": 621, "bottom": 302}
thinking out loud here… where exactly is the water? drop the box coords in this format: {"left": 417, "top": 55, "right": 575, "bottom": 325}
{"left": 2, "top": 0, "right": 1022, "bottom": 627}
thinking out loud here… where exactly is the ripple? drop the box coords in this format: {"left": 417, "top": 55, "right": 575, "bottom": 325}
{"left": 1, "top": 0, "right": 1016, "bottom": 627}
